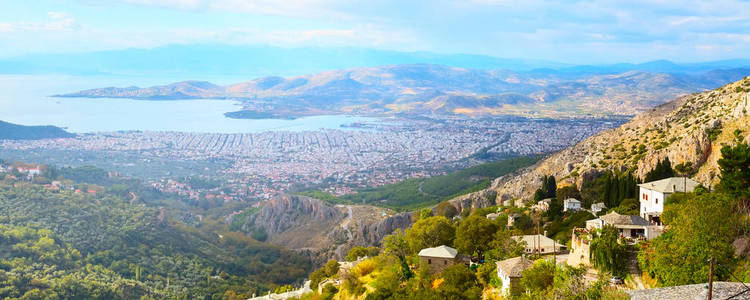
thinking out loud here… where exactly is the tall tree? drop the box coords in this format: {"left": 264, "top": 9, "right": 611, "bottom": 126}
{"left": 639, "top": 192, "right": 737, "bottom": 285}
{"left": 435, "top": 202, "right": 459, "bottom": 219}
{"left": 717, "top": 142, "right": 750, "bottom": 200}
{"left": 454, "top": 215, "right": 498, "bottom": 257}
{"left": 405, "top": 216, "right": 456, "bottom": 253}
{"left": 545, "top": 176, "right": 557, "bottom": 199}
{"left": 590, "top": 225, "right": 628, "bottom": 277}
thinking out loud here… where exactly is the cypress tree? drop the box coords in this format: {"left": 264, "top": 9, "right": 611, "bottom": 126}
{"left": 546, "top": 176, "right": 557, "bottom": 199}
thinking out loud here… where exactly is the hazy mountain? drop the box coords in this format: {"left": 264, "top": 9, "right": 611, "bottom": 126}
{"left": 0, "top": 44, "right": 565, "bottom": 78}
{"left": 0, "top": 120, "right": 74, "bottom": 140}
{"left": 58, "top": 64, "right": 750, "bottom": 118}
{"left": 3, "top": 44, "right": 750, "bottom": 78}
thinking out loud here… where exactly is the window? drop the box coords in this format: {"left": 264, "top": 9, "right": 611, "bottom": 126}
{"left": 428, "top": 259, "right": 431, "bottom": 264}
{"left": 656, "top": 198, "right": 658, "bottom": 204}
{"left": 444, "top": 260, "right": 447, "bottom": 265}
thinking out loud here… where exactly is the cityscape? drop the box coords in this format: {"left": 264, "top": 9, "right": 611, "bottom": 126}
{"left": 1, "top": 117, "right": 622, "bottom": 199}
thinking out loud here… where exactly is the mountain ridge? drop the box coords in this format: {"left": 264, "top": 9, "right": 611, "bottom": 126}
{"left": 56, "top": 64, "right": 750, "bottom": 118}
{"left": 4, "top": 44, "right": 750, "bottom": 78}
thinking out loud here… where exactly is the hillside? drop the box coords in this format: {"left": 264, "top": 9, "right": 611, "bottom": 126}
{"left": 489, "top": 76, "right": 750, "bottom": 203}
{"left": 57, "top": 64, "right": 750, "bottom": 118}
{"left": 0, "top": 167, "right": 311, "bottom": 299}
{"left": 0, "top": 120, "right": 74, "bottom": 140}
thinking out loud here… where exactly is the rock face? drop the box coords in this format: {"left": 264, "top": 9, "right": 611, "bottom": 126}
{"left": 351, "top": 212, "right": 414, "bottom": 247}
{"left": 233, "top": 194, "right": 345, "bottom": 250}
{"left": 490, "top": 76, "right": 750, "bottom": 203}
{"left": 447, "top": 189, "right": 498, "bottom": 213}
{"left": 231, "top": 194, "right": 415, "bottom": 265}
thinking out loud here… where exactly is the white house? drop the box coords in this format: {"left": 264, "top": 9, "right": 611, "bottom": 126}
{"left": 638, "top": 177, "right": 700, "bottom": 224}
{"left": 532, "top": 199, "right": 551, "bottom": 212}
{"left": 486, "top": 212, "right": 501, "bottom": 221}
{"left": 586, "top": 211, "right": 662, "bottom": 241}
{"left": 512, "top": 234, "right": 567, "bottom": 255}
{"left": 563, "top": 198, "right": 581, "bottom": 212}
{"left": 591, "top": 202, "right": 607, "bottom": 215}
{"left": 496, "top": 256, "right": 533, "bottom": 296}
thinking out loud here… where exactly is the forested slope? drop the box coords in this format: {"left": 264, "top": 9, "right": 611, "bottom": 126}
{"left": 0, "top": 168, "right": 311, "bottom": 299}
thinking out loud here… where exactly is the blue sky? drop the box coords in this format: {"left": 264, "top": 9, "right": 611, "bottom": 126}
{"left": 1, "top": 0, "right": 750, "bottom": 63}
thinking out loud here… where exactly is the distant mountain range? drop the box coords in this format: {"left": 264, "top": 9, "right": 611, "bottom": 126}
{"left": 0, "top": 120, "right": 74, "bottom": 140}
{"left": 58, "top": 64, "right": 750, "bottom": 118}
{"left": 2, "top": 44, "right": 750, "bottom": 78}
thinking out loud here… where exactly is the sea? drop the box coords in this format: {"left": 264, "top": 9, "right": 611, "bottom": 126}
{"left": 0, "top": 74, "right": 374, "bottom": 133}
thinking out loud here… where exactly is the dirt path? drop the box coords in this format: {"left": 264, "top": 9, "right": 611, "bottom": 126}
{"left": 334, "top": 205, "right": 353, "bottom": 260}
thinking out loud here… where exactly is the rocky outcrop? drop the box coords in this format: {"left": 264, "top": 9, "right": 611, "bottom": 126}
{"left": 247, "top": 194, "right": 343, "bottom": 235}
{"left": 231, "top": 194, "right": 345, "bottom": 250}
{"left": 447, "top": 189, "right": 497, "bottom": 213}
{"left": 351, "top": 212, "right": 414, "bottom": 247}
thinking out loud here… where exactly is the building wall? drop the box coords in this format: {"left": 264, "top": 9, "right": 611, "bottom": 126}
{"left": 497, "top": 270, "right": 522, "bottom": 296}
{"left": 639, "top": 188, "right": 666, "bottom": 219}
{"left": 498, "top": 270, "right": 511, "bottom": 295}
{"left": 563, "top": 201, "right": 580, "bottom": 211}
{"left": 420, "top": 256, "right": 455, "bottom": 274}
{"left": 568, "top": 232, "right": 591, "bottom": 267}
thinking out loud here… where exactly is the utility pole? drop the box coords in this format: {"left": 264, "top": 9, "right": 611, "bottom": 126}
{"left": 708, "top": 256, "right": 715, "bottom": 300}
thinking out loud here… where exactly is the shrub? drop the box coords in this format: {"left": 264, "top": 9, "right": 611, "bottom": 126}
{"left": 352, "top": 259, "right": 377, "bottom": 278}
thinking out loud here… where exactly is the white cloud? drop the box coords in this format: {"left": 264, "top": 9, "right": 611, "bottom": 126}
{"left": 116, "top": 0, "right": 209, "bottom": 10}
{"left": 0, "top": 12, "right": 77, "bottom": 33}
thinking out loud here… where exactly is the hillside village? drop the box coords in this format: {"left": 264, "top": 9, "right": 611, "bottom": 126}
{"left": 246, "top": 77, "right": 750, "bottom": 300}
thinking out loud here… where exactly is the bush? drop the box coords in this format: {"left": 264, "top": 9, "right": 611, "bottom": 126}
{"left": 352, "top": 259, "right": 377, "bottom": 278}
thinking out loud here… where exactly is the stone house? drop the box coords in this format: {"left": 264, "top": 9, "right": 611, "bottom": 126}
{"left": 638, "top": 177, "right": 700, "bottom": 224}
{"left": 512, "top": 234, "right": 566, "bottom": 255}
{"left": 586, "top": 211, "right": 662, "bottom": 241}
{"left": 418, "top": 245, "right": 468, "bottom": 274}
{"left": 496, "top": 256, "right": 533, "bottom": 296}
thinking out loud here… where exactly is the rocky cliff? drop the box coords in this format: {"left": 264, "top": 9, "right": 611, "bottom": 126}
{"left": 231, "top": 194, "right": 414, "bottom": 263}
{"left": 233, "top": 194, "right": 345, "bottom": 249}
{"left": 490, "top": 75, "right": 750, "bottom": 204}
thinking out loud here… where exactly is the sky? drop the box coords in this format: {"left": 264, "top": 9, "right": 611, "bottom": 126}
{"left": 1, "top": 0, "right": 750, "bottom": 63}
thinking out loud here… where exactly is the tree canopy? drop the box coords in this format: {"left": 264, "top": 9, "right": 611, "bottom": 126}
{"left": 405, "top": 216, "right": 456, "bottom": 253}
{"left": 454, "top": 215, "right": 497, "bottom": 257}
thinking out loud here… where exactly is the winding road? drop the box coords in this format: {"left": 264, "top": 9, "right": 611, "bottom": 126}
{"left": 334, "top": 205, "right": 353, "bottom": 260}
